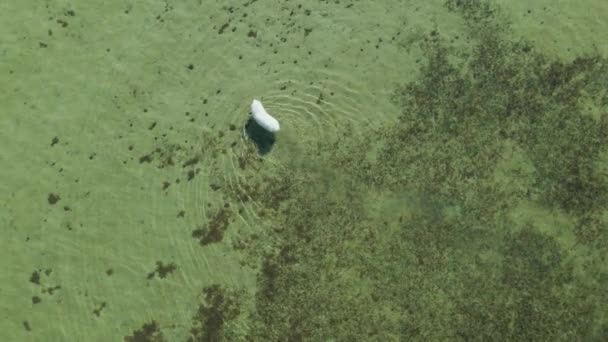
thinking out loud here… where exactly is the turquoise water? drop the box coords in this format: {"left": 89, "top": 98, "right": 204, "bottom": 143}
{"left": 1, "top": 0, "right": 607, "bottom": 341}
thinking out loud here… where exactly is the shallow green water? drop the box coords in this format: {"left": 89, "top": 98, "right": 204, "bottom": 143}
{"left": 1, "top": 0, "right": 607, "bottom": 341}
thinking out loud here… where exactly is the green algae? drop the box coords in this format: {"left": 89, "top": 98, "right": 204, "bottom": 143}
{"left": 217, "top": 1, "right": 608, "bottom": 340}
{"left": 2, "top": 0, "right": 607, "bottom": 340}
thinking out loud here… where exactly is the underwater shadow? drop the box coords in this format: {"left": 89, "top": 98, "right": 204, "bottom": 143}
{"left": 244, "top": 117, "right": 276, "bottom": 155}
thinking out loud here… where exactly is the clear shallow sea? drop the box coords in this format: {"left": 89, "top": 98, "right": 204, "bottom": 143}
{"left": 1, "top": 1, "right": 607, "bottom": 341}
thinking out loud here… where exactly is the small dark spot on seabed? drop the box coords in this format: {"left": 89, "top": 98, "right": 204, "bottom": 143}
{"left": 39, "top": 42, "right": 47, "bottom": 48}
{"left": 50, "top": 136, "right": 59, "bottom": 146}
{"left": 93, "top": 302, "right": 107, "bottom": 317}
{"left": 316, "top": 92, "right": 324, "bottom": 104}
{"left": 162, "top": 181, "right": 171, "bottom": 190}
{"left": 105, "top": 269, "right": 113, "bottom": 276}
{"left": 147, "top": 261, "right": 177, "bottom": 279}
{"left": 32, "top": 296, "right": 41, "bottom": 304}
{"left": 187, "top": 63, "right": 194, "bottom": 70}
{"left": 23, "top": 321, "right": 31, "bottom": 331}
{"left": 187, "top": 169, "right": 196, "bottom": 181}
{"left": 218, "top": 22, "right": 229, "bottom": 34}
{"left": 177, "top": 210, "right": 185, "bottom": 218}
{"left": 148, "top": 121, "right": 157, "bottom": 130}
{"left": 247, "top": 30, "right": 257, "bottom": 38}
{"left": 48, "top": 193, "right": 60, "bottom": 205}
{"left": 139, "top": 154, "right": 153, "bottom": 163}
{"left": 42, "top": 285, "right": 61, "bottom": 295}
{"left": 183, "top": 156, "right": 199, "bottom": 168}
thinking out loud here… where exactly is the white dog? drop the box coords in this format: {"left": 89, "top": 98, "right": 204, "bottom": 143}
{"left": 250, "top": 99, "right": 280, "bottom": 133}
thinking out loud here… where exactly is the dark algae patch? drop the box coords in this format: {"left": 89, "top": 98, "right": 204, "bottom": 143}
{"left": 199, "top": 0, "right": 608, "bottom": 340}
{"left": 187, "top": 285, "right": 242, "bottom": 342}
{"left": 135, "top": 133, "right": 222, "bottom": 182}
{"left": 124, "top": 320, "right": 165, "bottom": 342}
{"left": 47, "top": 193, "right": 60, "bottom": 205}
{"left": 29, "top": 270, "right": 41, "bottom": 285}
{"left": 182, "top": 156, "right": 200, "bottom": 168}
{"left": 192, "top": 207, "right": 231, "bottom": 246}
{"left": 146, "top": 261, "right": 177, "bottom": 279}
{"left": 139, "top": 154, "right": 153, "bottom": 164}
{"left": 30, "top": 268, "right": 53, "bottom": 285}
{"left": 93, "top": 302, "right": 107, "bottom": 317}
{"left": 29, "top": 268, "right": 61, "bottom": 309}
{"left": 42, "top": 285, "right": 61, "bottom": 295}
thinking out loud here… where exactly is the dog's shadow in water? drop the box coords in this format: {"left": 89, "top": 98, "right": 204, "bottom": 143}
{"left": 244, "top": 117, "right": 276, "bottom": 155}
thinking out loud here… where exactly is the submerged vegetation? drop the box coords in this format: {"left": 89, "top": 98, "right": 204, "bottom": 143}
{"left": 149, "top": 0, "right": 608, "bottom": 340}
{"left": 234, "top": 1, "right": 607, "bottom": 340}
